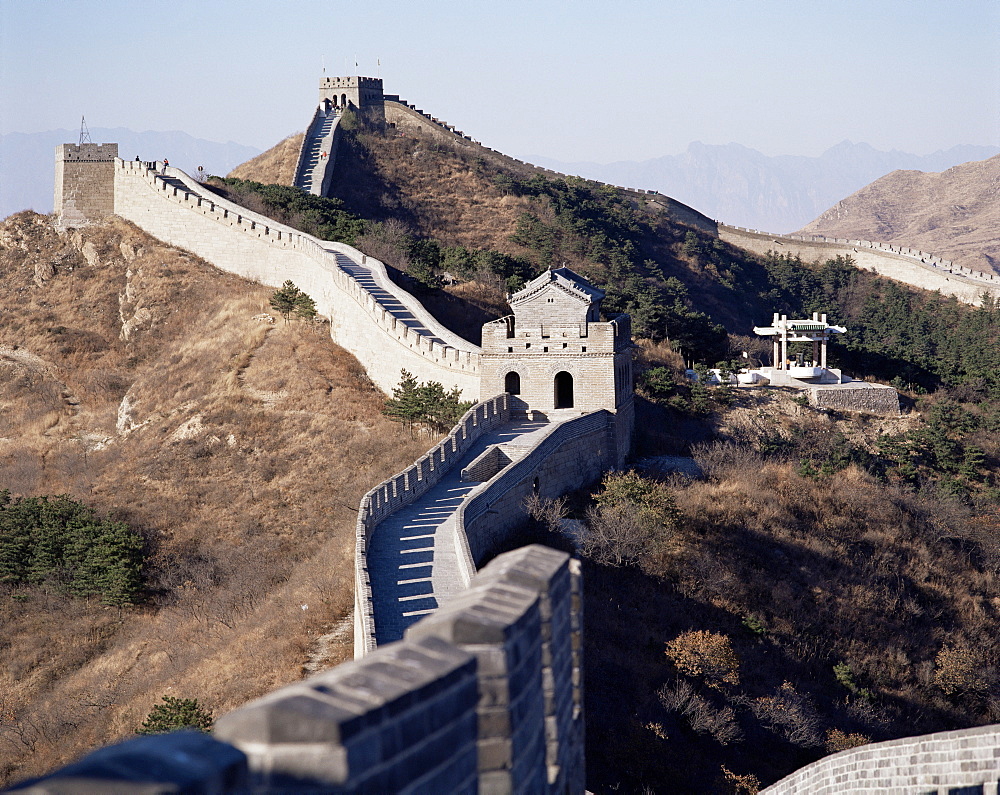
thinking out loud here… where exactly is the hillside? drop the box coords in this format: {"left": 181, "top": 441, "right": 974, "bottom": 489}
{"left": 217, "top": 118, "right": 1000, "bottom": 792}
{"left": 8, "top": 113, "right": 1000, "bottom": 791}
{"left": 0, "top": 212, "right": 432, "bottom": 785}
{"left": 798, "top": 154, "right": 1000, "bottom": 274}
{"left": 226, "top": 132, "right": 303, "bottom": 186}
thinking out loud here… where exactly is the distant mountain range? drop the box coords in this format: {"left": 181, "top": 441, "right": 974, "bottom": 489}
{"left": 800, "top": 153, "right": 1000, "bottom": 274}
{"left": 0, "top": 129, "right": 262, "bottom": 219}
{"left": 529, "top": 141, "right": 1000, "bottom": 234}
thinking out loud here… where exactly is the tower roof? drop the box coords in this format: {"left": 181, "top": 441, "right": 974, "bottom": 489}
{"left": 510, "top": 267, "right": 604, "bottom": 307}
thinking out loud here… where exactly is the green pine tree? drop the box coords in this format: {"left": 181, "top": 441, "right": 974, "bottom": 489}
{"left": 270, "top": 280, "right": 304, "bottom": 322}
{"left": 138, "top": 696, "right": 213, "bottom": 734}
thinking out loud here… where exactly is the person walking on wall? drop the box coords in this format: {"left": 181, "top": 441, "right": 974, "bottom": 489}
{"left": 163, "top": 158, "right": 169, "bottom": 172}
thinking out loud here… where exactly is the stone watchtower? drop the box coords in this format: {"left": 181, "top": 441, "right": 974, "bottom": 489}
{"left": 318, "top": 75, "right": 384, "bottom": 117}
{"left": 481, "top": 267, "right": 634, "bottom": 462}
{"left": 54, "top": 143, "right": 118, "bottom": 228}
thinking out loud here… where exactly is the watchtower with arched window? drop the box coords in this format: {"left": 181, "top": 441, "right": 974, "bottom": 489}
{"left": 480, "top": 267, "right": 634, "bottom": 455}
{"left": 318, "top": 76, "right": 385, "bottom": 118}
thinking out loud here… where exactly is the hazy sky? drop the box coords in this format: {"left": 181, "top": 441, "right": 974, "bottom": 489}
{"left": 2, "top": 0, "right": 998, "bottom": 162}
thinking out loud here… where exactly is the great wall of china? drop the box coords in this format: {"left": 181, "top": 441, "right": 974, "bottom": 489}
{"left": 15, "top": 77, "right": 999, "bottom": 793}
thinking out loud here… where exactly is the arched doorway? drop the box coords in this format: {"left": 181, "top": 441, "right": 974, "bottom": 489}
{"left": 554, "top": 371, "right": 574, "bottom": 409}
{"left": 341, "top": 93, "right": 347, "bottom": 108}
{"left": 504, "top": 371, "right": 521, "bottom": 395}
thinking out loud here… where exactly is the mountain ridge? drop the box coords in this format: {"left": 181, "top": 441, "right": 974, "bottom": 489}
{"left": 528, "top": 140, "right": 1000, "bottom": 233}
{"left": 798, "top": 154, "right": 1000, "bottom": 274}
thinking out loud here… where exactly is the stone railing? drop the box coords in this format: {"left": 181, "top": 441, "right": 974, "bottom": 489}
{"left": 292, "top": 105, "right": 342, "bottom": 196}
{"left": 354, "top": 395, "right": 510, "bottom": 656}
{"left": 458, "top": 410, "right": 615, "bottom": 568}
{"left": 762, "top": 723, "right": 1000, "bottom": 794}
{"left": 291, "top": 103, "right": 324, "bottom": 189}
{"left": 10, "top": 545, "right": 584, "bottom": 795}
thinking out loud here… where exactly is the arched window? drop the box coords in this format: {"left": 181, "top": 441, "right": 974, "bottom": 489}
{"left": 554, "top": 371, "right": 574, "bottom": 409}
{"left": 504, "top": 371, "right": 521, "bottom": 395}
{"left": 341, "top": 93, "right": 348, "bottom": 108}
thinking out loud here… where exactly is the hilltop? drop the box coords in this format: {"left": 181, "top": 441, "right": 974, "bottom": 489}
{"left": 798, "top": 154, "right": 1000, "bottom": 274}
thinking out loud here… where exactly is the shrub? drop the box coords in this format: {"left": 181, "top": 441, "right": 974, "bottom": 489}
{"left": 138, "top": 696, "right": 213, "bottom": 734}
{"left": 751, "top": 681, "right": 825, "bottom": 748}
{"left": 269, "top": 281, "right": 316, "bottom": 323}
{"left": 933, "top": 644, "right": 992, "bottom": 696}
{"left": 0, "top": 491, "right": 145, "bottom": 606}
{"left": 658, "top": 679, "right": 743, "bottom": 745}
{"left": 665, "top": 630, "right": 740, "bottom": 687}
{"left": 824, "top": 728, "right": 870, "bottom": 754}
{"left": 582, "top": 471, "right": 680, "bottom": 571}
{"left": 384, "top": 369, "right": 472, "bottom": 433}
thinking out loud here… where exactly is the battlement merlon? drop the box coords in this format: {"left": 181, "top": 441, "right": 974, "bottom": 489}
{"left": 56, "top": 143, "right": 119, "bottom": 161}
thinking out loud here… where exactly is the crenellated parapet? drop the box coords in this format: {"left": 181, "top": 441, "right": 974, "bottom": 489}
{"left": 111, "top": 159, "right": 483, "bottom": 398}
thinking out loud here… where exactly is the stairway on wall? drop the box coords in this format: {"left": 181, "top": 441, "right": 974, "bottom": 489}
{"left": 368, "top": 417, "right": 569, "bottom": 645}
{"left": 294, "top": 109, "right": 339, "bottom": 195}
{"left": 135, "top": 163, "right": 478, "bottom": 358}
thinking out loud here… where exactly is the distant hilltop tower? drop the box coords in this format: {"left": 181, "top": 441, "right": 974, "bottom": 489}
{"left": 319, "top": 75, "right": 384, "bottom": 117}
{"left": 53, "top": 142, "right": 118, "bottom": 229}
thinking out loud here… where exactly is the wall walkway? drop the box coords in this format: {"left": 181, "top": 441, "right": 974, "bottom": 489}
{"left": 113, "top": 159, "right": 482, "bottom": 398}
{"left": 369, "top": 417, "right": 568, "bottom": 646}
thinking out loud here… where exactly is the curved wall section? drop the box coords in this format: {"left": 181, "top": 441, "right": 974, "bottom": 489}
{"left": 113, "top": 160, "right": 481, "bottom": 398}
{"left": 762, "top": 723, "right": 1000, "bottom": 794}
{"left": 354, "top": 395, "right": 510, "bottom": 657}
{"left": 719, "top": 224, "right": 1000, "bottom": 306}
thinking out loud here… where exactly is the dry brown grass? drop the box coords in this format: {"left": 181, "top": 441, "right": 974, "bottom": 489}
{"left": 324, "top": 127, "right": 542, "bottom": 254}
{"left": 0, "top": 213, "right": 431, "bottom": 785}
{"left": 584, "top": 389, "right": 1000, "bottom": 791}
{"left": 227, "top": 133, "right": 303, "bottom": 186}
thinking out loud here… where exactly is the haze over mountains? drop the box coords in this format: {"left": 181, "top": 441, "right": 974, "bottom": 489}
{"left": 0, "top": 128, "right": 261, "bottom": 219}
{"left": 530, "top": 141, "right": 1000, "bottom": 234}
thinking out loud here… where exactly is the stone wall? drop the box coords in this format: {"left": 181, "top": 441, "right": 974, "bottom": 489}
{"left": 112, "top": 159, "right": 482, "bottom": 399}
{"left": 762, "top": 723, "right": 1000, "bottom": 794}
{"left": 719, "top": 225, "right": 1000, "bottom": 305}
{"left": 459, "top": 410, "right": 617, "bottom": 566}
{"left": 354, "top": 395, "right": 510, "bottom": 657}
{"left": 11, "top": 545, "right": 583, "bottom": 795}
{"left": 809, "top": 384, "right": 900, "bottom": 415}
{"left": 54, "top": 143, "right": 118, "bottom": 228}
